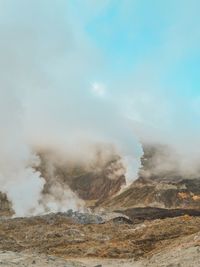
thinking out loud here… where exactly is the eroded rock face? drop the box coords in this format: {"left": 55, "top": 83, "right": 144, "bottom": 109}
{"left": 38, "top": 150, "right": 126, "bottom": 204}
{"left": 102, "top": 144, "right": 200, "bottom": 210}
{"left": 103, "top": 177, "right": 200, "bottom": 209}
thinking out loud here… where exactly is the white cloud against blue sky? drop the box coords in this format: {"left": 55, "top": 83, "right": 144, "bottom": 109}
{"left": 68, "top": 0, "right": 200, "bottom": 170}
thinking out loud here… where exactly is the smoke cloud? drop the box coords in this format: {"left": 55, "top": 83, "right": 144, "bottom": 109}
{"left": 0, "top": 0, "right": 142, "bottom": 217}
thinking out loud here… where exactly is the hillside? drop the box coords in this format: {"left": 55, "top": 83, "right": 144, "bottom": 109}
{"left": 100, "top": 144, "right": 200, "bottom": 210}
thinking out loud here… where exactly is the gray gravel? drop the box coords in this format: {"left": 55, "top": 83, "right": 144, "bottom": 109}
{"left": 0, "top": 251, "right": 85, "bottom": 267}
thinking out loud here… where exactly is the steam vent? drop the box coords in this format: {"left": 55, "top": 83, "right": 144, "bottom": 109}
{"left": 0, "top": 1, "right": 200, "bottom": 266}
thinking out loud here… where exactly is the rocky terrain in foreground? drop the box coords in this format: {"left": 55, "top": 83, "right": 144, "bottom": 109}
{"left": 0, "top": 211, "right": 200, "bottom": 266}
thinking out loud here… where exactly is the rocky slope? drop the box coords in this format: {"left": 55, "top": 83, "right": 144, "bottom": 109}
{"left": 100, "top": 144, "right": 200, "bottom": 210}
{"left": 101, "top": 176, "right": 200, "bottom": 210}
{"left": 38, "top": 149, "right": 126, "bottom": 204}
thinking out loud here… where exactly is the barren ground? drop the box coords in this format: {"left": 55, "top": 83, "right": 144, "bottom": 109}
{"left": 0, "top": 213, "right": 200, "bottom": 266}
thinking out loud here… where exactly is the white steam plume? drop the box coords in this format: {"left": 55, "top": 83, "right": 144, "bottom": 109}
{"left": 0, "top": 90, "right": 45, "bottom": 216}
{"left": 0, "top": 0, "right": 143, "bottom": 216}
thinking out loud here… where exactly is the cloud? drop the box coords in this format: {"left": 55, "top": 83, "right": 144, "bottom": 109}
{"left": 0, "top": 0, "right": 143, "bottom": 216}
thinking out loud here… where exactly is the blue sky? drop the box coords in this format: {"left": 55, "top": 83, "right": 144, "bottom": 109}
{"left": 68, "top": 0, "right": 200, "bottom": 83}
{"left": 65, "top": 1, "right": 200, "bottom": 133}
